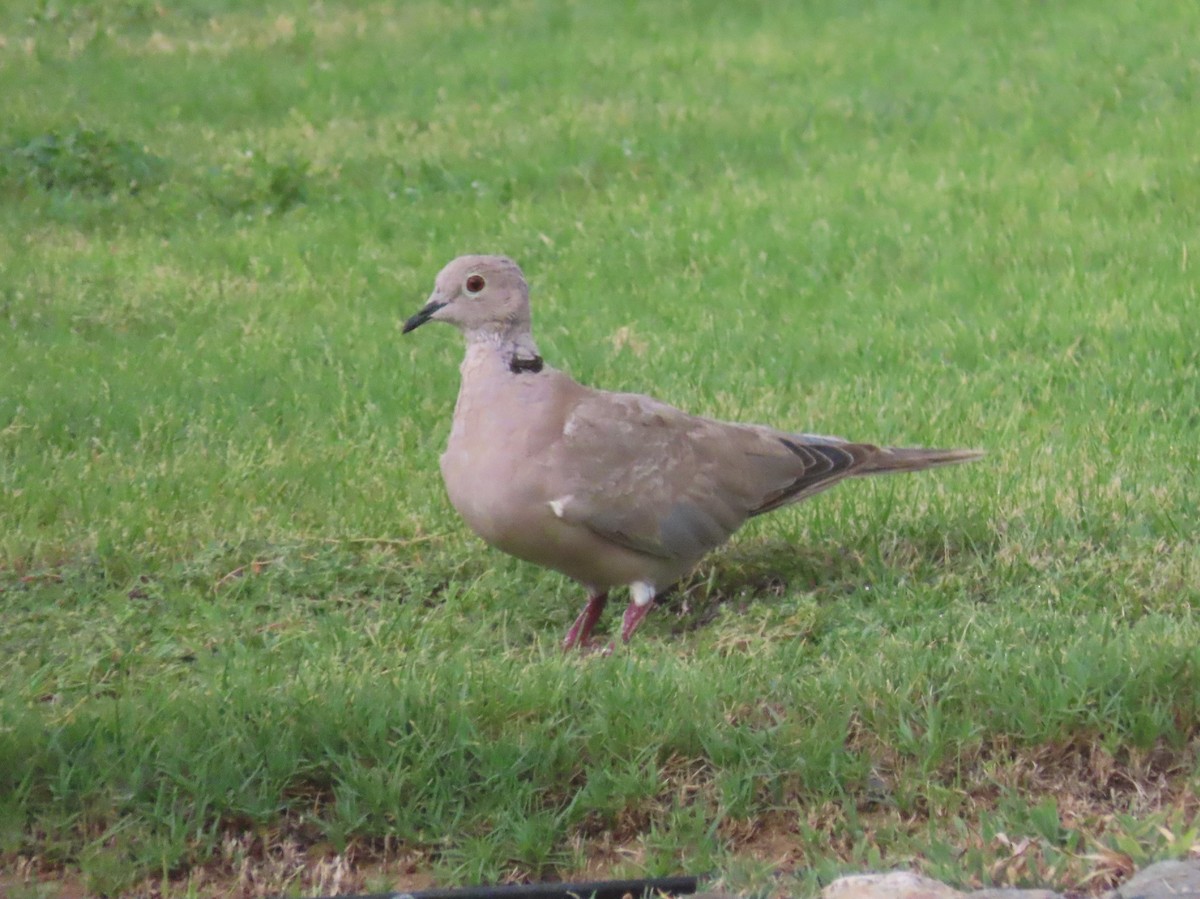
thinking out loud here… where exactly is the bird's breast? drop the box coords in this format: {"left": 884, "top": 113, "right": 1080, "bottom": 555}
{"left": 439, "top": 366, "right": 559, "bottom": 547}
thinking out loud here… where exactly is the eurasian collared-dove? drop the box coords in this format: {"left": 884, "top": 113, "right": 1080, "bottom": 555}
{"left": 403, "top": 255, "right": 982, "bottom": 650}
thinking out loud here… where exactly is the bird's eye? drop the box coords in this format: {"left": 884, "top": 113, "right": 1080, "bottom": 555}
{"left": 465, "top": 274, "right": 486, "bottom": 293}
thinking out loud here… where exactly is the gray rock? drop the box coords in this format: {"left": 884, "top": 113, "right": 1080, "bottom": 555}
{"left": 816, "top": 859, "right": 1200, "bottom": 899}
{"left": 821, "top": 872, "right": 1069, "bottom": 899}
{"left": 822, "top": 871, "right": 964, "bottom": 899}
{"left": 1109, "top": 860, "right": 1200, "bottom": 899}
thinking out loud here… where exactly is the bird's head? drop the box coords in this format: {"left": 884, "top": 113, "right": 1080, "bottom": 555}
{"left": 403, "top": 255, "right": 532, "bottom": 340}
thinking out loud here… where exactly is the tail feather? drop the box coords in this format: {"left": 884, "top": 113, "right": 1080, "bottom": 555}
{"left": 748, "top": 439, "right": 982, "bottom": 517}
{"left": 860, "top": 445, "right": 985, "bottom": 475}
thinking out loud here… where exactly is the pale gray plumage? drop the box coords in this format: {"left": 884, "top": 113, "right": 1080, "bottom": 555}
{"left": 403, "top": 255, "right": 982, "bottom": 650}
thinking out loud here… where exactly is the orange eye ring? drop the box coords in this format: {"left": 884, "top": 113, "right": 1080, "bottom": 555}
{"left": 465, "top": 274, "right": 485, "bottom": 293}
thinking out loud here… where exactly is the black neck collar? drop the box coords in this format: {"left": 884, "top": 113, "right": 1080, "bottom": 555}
{"left": 509, "top": 354, "right": 544, "bottom": 374}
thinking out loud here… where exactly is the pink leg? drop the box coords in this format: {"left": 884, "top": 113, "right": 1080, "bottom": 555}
{"left": 619, "top": 594, "right": 656, "bottom": 643}
{"left": 563, "top": 590, "right": 608, "bottom": 651}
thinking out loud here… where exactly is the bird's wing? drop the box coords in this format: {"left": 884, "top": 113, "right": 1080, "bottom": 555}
{"left": 549, "top": 390, "right": 872, "bottom": 564}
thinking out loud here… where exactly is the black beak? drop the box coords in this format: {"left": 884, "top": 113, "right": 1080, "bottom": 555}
{"left": 402, "top": 301, "right": 446, "bottom": 334}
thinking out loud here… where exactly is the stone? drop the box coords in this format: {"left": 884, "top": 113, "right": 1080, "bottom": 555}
{"left": 822, "top": 871, "right": 964, "bottom": 899}
{"left": 820, "top": 872, "right": 1070, "bottom": 899}
{"left": 1109, "top": 860, "right": 1200, "bottom": 899}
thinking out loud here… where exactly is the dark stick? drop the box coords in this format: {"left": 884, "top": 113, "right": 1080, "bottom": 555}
{"left": 293, "top": 875, "right": 700, "bottom": 899}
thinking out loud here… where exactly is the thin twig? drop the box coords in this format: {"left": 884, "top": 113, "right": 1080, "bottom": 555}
{"left": 214, "top": 557, "right": 277, "bottom": 591}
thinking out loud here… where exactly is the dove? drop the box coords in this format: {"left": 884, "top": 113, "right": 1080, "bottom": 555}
{"left": 403, "top": 255, "right": 981, "bottom": 650}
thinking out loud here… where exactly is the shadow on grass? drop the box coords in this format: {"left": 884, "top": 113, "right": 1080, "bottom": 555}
{"left": 655, "top": 525, "right": 997, "bottom": 637}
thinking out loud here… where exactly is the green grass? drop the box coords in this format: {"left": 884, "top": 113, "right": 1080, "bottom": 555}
{"left": 2, "top": 0, "right": 1199, "bottom": 896}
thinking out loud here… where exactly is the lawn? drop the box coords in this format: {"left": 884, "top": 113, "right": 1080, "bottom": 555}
{"left": 1, "top": 0, "right": 1198, "bottom": 896}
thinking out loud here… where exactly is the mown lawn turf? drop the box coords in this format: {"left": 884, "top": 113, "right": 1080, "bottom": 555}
{"left": 1, "top": 1, "right": 1198, "bottom": 896}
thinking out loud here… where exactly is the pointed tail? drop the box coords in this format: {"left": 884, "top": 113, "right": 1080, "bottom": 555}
{"left": 748, "top": 437, "right": 983, "bottom": 516}
{"left": 860, "top": 445, "right": 985, "bottom": 475}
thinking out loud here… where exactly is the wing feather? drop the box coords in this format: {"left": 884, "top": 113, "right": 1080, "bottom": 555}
{"left": 551, "top": 391, "right": 859, "bottom": 563}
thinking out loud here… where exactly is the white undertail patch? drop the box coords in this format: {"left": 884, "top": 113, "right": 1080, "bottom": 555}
{"left": 630, "top": 581, "right": 657, "bottom": 607}
{"left": 548, "top": 496, "right": 572, "bottom": 518}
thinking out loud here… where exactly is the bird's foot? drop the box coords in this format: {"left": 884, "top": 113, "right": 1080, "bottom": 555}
{"left": 620, "top": 591, "right": 655, "bottom": 643}
{"left": 562, "top": 590, "right": 609, "bottom": 652}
